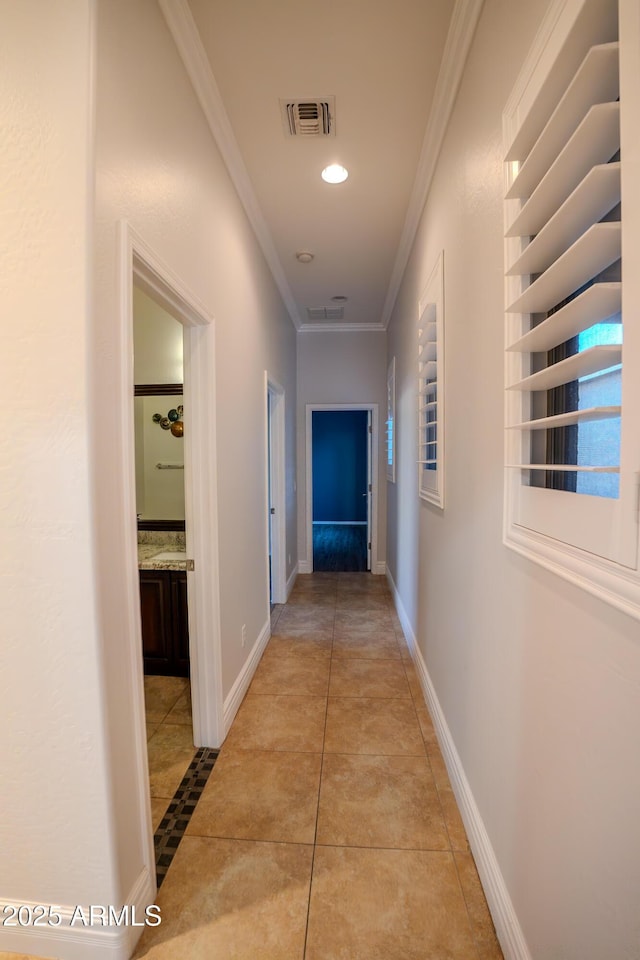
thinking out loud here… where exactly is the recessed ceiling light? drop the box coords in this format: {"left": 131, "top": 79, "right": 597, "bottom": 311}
{"left": 321, "top": 163, "right": 349, "bottom": 184}
{"left": 331, "top": 295, "right": 348, "bottom": 302}
{"left": 296, "top": 251, "right": 314, "bottom": 263}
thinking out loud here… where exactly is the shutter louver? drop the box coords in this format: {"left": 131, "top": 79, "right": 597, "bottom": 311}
{"left": 504, "top": 39, "right": 622, "bottom": 482}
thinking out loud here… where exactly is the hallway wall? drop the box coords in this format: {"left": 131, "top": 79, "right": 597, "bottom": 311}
{"left": 386, "top": 1, "right": 640, "bottom": 958}
{"left": 297, "top": 330, "right": 387, "bottom": 572}
{"left": 90, "top": 0, "right": 299, "bottom": 926}
{"left": 0, "top": 3, "right": 120, "bottom": 948}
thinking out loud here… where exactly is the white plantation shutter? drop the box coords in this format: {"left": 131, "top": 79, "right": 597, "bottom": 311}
{"left": 418, "top": 253, "right": 444, "bottom": 508}
{"left": 503, "top": 0, "right": 640, "bottom": 618}
{"left": 387, "top": 357, "right": 396, "bottom": 483}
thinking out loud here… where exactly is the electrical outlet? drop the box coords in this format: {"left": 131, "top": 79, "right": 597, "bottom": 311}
{"left": 241, "top": 624, "right": 247, "bottom": 648}
{"left": 288, "top": 553, "right": 291, "bottom": 566}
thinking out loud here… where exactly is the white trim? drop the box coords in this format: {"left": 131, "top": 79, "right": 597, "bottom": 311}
{"left": 502, "top": 0, "right": 640, "bottom": 618}
{"left": 0, "top": 868, "right": 155, "bottom": 959}
{"left": 286, "top": 562, "right": 299, "bottom": 599}
{"left": 313, "top": 520, "right": 368, "bottom": 525}
{"left": 305, "top": 404, "right": 379, "bottom": 573}
{"left": 375, "top": 560, "right": 387, "bottom": 576}
{"left": 158, "top": 0, "right": 300, "bottom": 331}
{"left": 223, "top": 616, "right": 271, "bottom": 735}
{"left": 386, "top": 568, "right": 533, "bottom": 960}
{"left": 119, "top": 220, "right": 225, "bottom": 764}
{"left": 266, "top": 374, "right": 287, "bottom": 604}
{"left": 418, "top": 252, "right": 445, "bottom": 509}
{"left": 381, "top": 0, "right": 484, "bottom": 328}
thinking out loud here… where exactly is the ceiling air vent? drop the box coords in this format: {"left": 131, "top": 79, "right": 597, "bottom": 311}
{"left": 281, "top": 98, "right": 335, "bottom": 137}
{"left": 306, "top": 306, "right": 344, "bottom": 322}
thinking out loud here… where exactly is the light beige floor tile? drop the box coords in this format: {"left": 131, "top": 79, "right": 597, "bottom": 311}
{"left": 324, "top": 698, "right": 425, "bottom": 756}
{"left": 0, "top": 954, "right": 57, "bottom": 959}
{"left": 147, "top": 723, "right": 195, "bottom": 799}
{"left": 144, "top": 675, "right": 189, "bottom": 723}
{"left": 150, "top": 797, "right": 169, "bottom": 833}
{"left": 164, "top": 687, "right": 192, "bottom": 724}
{"left": 331, "top": 634, "right": 401, "bottom": 660}
{"left": 132, "top": 837, "right": 312, "bottom": 960}
{"left": 455, "top": 852, "right": 505, "bottom": 959}
{"left": 316, "top": 754, "right": 449, "bottom": 851}
{"left": 265, "top": 633, "right": 333, "bottom": 659}
{"left": 329, "top": 659, "right": 411, "bottom": 699}
{"left": 223, "top": 695, "right": 326, "bottom": 753}
{"left": 146, "top": 722, "right": 160, "bottom": 742}
{"left": 335, "top": 596, "right": 390, "bottom": 614}
{"left": 438, "top": 785, "right": 471, "bottom": 852}
{"left": 187, "top": 749, "right": 321, "bottom": 844}
{"left": 271, "top": 618, "right": 334, "bottom": 645}
{"left": 334, "top": 620, "right": 398, "bottom": 644}
{"left": 276, "top": 607, "right": 335, "bottom": 630}
{"left": 305, "top": 846, "right": 478, "bottom": 960}
{"left": 414, "top": 702, "right": 439, "bottom": 748}
{"left": 250, "top": 653, "right": 330, "bottom": 696}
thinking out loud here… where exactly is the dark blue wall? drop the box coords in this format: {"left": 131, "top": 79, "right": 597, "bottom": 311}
{"left": 312, "top": 410, "right": 368, "bottom": 522}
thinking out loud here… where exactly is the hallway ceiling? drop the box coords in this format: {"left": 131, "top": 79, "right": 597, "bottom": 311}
{"left": 174, "top": 0, "right": 459, "bottom": 330}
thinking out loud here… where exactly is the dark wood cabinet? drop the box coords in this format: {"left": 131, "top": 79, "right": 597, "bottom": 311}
{"left": 139, "top": 570, "right": 190, "bottom": 677}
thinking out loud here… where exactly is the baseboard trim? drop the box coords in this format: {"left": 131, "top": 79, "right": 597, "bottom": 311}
{"left": 286, "top": 563, "right": 298, "bottom": 599}
{"left": 0, "top": 868, "right": 156, "bottom": 960}
{"left": 297, "top": 559, "right": 312, "bottom": 574}
{"left": 386, "top": 567, "right": 532, "bottom": 960}
{"left": 223, "top": 616, "right": 271, "bottom": 736}
{"left": 374, "top": 560, "right": 387, "bottom": 576}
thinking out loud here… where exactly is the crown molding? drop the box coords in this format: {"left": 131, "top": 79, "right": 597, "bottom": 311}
{"left": 158, "top": 0, "right": 302, "bottom": 330}
{"left": 380, "top": 0, "right": 485, "bottom": 329}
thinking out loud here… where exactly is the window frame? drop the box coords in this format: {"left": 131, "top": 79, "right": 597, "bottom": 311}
{"left": 502, "top": 0, "right": 640, "bottom": 621}
{"left": 418, "top": 251, "right": 445, "bottom": 509}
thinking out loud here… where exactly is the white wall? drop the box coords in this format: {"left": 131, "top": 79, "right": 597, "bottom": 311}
{"left": 133, "top": 286, "right": 184, "bottom": 385}
{"left": 0, "top": 0, "right": 119, "bottom": 952}
{"left": 297, "top": 330, "right": 387, "bottom": 571}
{"left": 1, "top": 0, "right": 297, "bottom": 956}
{"left": 90, "top": 0, "right": 297, "bottom": 932}
{"left": 387, "top": 1, "right": 640, "bottom": 958}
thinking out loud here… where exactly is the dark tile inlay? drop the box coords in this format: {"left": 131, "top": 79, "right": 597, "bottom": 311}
{"left": 153, "top": 746, "right": 219, "bottom": 887}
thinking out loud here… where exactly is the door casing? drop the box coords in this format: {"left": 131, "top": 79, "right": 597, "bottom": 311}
{"left": 266, "top": 374, "right": 287, "bottom": 604}
{"left": 118, "top": 222, "right": 224, "bottom": 881}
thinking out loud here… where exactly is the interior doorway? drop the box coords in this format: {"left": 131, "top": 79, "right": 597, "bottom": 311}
{"left": 306, "top": 404, "right": 378, "bottom": 573}
{"left": 121, "top": 223, "right": 223, "bottom": 751}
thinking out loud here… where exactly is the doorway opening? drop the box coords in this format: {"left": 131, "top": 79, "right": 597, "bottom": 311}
{"left": 306, "top": 405, "right": 377, "bottom": 573}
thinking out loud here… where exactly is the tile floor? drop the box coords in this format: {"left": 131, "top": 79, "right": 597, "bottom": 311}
{"left": 0, "top": 575, "right": 502, "bottom": 960}
{"left": 143, "top": 675, "right": 195, "bottom": 834}
{"left": 132, "top": 572, "right": 504, "bottom": 960}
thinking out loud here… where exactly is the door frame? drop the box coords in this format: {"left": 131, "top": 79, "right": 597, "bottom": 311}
{"left": 304, "top": 403, "right": 379, "bottom": 573}
{"left": 119, "top": 222, "right": 224, "bottom": 753}
{"left": 265, "top": 374, "right": 287, "bottom": 604}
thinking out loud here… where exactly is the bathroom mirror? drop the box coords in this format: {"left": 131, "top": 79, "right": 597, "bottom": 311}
{"left": 134, "top": 384, "right": 185, "bottom": 526}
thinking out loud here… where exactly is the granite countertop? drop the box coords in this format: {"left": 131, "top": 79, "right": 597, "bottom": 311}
{"left": 137, "top": 530, "right": 187, "bottom": 571}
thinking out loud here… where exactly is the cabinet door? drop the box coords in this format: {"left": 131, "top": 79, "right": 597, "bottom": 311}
{"left": 139, "top": 571, "right": 173, "bottom": 674}
{"left": 171, "top": 572, "right": 190, "bottom": 678}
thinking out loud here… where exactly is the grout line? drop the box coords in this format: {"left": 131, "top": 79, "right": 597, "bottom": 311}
{"left": 302, "top": 590, "right": 335, "bottom": 959}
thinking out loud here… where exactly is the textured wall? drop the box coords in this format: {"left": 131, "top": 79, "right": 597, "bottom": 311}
{"left": 386, "top": 0, "right": 640, "bottom": 957}
{"left": 91, "top": 0, "right": 297, "bottom": 913}
{"left": 0, "top": 0, "right": 118, "bottom": 930}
